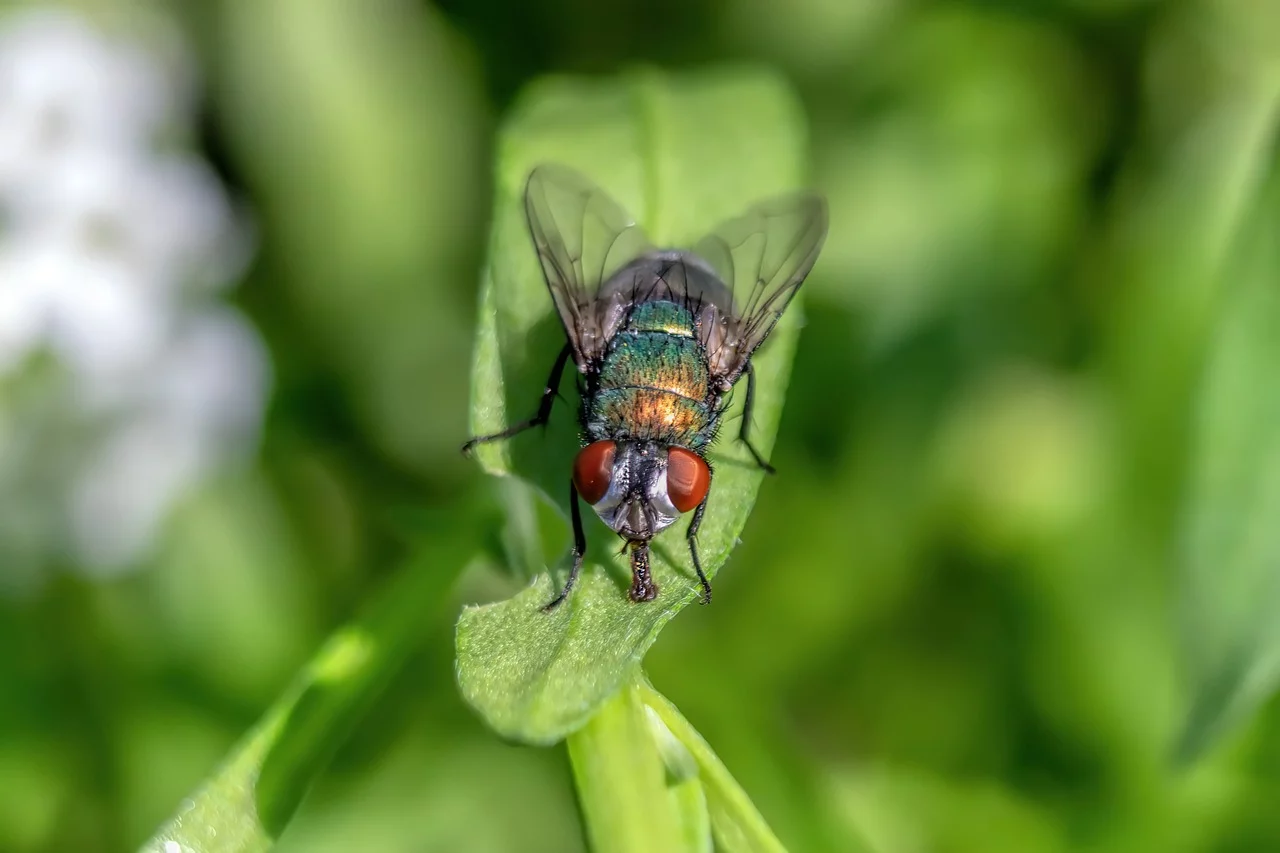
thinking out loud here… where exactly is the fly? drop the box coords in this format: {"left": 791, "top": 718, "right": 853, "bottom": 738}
{"left": 464, "top": 164, "right": 828, "bottom": 610}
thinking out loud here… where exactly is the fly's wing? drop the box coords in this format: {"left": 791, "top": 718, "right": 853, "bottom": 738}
{"left": 690, "top": 192, "right": 828, "bottom": 383}
{"left": 524, "top": 164, "right": 654, "bottom": 365}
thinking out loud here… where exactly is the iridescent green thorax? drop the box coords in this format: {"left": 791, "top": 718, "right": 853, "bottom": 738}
{"left": 585, "top": 301, "right": 716, "bottom": 448}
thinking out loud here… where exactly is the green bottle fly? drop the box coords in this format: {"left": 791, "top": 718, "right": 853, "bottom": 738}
{"left": 464, "top": 164, "right": 828, "bottom": 609}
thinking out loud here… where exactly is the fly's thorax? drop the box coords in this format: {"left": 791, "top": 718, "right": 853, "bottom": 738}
{"left": 599, "top": 332, "right": 709, "bottom": 398}
{"left": 571, "top": 439, "right": 711, "bottom": 543}
{"left": 585, "top": 299, "right": 717, "bottom": 448}
{"left": 590, "top": 388, "right": 713, "bottom": 449}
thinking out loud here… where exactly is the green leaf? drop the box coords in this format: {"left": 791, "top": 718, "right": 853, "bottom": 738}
{"left": 1177, "top": 174, "right": 1280, "bottom": 761}
{"left": 455, "top": 67, "right": 813, "bottom": 743}
{"left": 141, "top": 512, "right": 479, "bottom": 852}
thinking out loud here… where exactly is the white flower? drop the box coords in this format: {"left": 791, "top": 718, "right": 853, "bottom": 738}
{"left": 0, "top": 236, "right": 169, "bottom": 378}
{"left": 0, "top": 8, "right": 175, "bottom": 191}
{"left": 29, "top": 149, "right": 242, "bottom": 295}
{"left": 0, "top": 6, "right": 267, "bottom": 589}
{"left": 69, "top": 310, "right": 268, "bottom": 572}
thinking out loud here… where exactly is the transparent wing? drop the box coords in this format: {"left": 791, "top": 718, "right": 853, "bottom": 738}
{"left": 524, "top": 164, "right": 653, "bottom": 364}
{"left": 691, "top": 192, "right": 828, "bottom": 382}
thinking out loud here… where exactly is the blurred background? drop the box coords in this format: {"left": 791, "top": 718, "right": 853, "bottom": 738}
{"left": 2, "top": 0, "right": 1279, "bottom": 850}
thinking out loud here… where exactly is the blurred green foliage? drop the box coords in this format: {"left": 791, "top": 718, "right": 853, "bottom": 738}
{"left": 4, "top": 0, "right": 1280, "bottom": 851}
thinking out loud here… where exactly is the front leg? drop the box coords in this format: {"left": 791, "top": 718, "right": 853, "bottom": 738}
{"left": 542, "top": 478, "right": 587, "bottom": 611}
{"left": 686, "top": 495, "right": 712, "bottom": 604}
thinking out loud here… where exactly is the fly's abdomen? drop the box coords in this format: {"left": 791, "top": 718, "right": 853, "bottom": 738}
{"left": 586, "top": 302, "right": 715, "bottom": 447}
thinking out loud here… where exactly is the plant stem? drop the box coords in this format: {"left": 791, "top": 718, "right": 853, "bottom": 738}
{"left": 636, "top": 678, "right": 789, "bottom": 853}
{"left": 566, "top": 678, "right": 701, "bottom": 853}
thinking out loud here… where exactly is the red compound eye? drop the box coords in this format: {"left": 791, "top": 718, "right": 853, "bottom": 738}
{"left": 573, "top": 440, "right": 616, "bottom": 505}
{"left": 666, "top": 447, "right": 710, "bottom": 513}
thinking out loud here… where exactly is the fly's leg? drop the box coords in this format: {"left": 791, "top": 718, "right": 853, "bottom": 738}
{"left": 542, "top": 478, "right": 586, "bottom": 611}
{"left": 738, "top": 361, "right": 776, "bottom": 475}
{"left": 687, "top": 496, "right": 712, "bottom": 604}
{"left": 462, "top": 343, "right": 573, "bottom": 455}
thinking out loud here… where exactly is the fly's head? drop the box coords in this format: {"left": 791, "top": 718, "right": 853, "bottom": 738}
{"left": 572, "top": 439, "right": 710, "bottom": 542}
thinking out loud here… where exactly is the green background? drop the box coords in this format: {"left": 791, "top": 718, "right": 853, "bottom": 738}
{"left": 4, "top": 0, "right": 1280, "bottom": 851}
